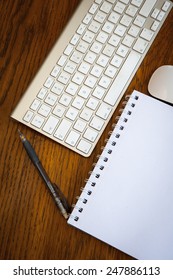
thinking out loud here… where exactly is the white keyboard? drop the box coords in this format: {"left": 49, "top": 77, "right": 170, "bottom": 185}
{"left": 11, "top": 0, "right": 172, "bottom": 157}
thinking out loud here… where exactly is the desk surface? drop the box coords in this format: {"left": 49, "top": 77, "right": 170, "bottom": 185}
{"left": 0, "top": 0, "right": 173, "bottom": 260}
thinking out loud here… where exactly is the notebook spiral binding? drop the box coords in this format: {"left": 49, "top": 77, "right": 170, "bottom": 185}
{"left": 70, "top": 94, "right": 139, "bottom": 222}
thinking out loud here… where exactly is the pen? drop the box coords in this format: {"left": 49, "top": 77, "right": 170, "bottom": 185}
{"left": 18, "top": 130, "right": 70, "bottom": 219}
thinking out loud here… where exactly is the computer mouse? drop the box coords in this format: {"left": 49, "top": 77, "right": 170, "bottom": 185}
{"left": 148, "top": 65, "right": 173, "bottom": 104}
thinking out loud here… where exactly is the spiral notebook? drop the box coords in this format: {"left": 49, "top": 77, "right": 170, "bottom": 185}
{"left": 68, "top": 90, "right": 173, "bottom": 260}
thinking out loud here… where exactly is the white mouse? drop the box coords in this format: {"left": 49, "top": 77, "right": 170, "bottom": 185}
{"left": 148, "top": 65, "right": 173, "bottom": 104}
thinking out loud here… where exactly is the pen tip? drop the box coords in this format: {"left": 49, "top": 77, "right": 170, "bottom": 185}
{"left": 18, "top": 130, "right": 25, "bottom": 141}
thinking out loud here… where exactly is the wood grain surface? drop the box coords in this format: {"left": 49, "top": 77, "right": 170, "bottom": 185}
{"left": 0, "top": 0, "right": 173, "bottom": 260}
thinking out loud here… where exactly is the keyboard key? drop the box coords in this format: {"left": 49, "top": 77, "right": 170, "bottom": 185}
{"left": 104, "top": 51, "right": 141, "bottom": 105}
{"left": 70, "top": 51, "right": 83, "bottom": 64}
{"left": 151, "top": 20, "right": 160, "bottom": 31}
{"left": 66, "top": 107, "right": 79, "bottom": 121}
{"left": 96, "top": 31, "right": 108, "bottom": 44}
{"left": 94, "top": 10, "right": 107, "bottom": 23}
{"left": 92, "top": 86, "right": 105, "bottom": 99}
{"left": 99, "top": 76, "right": 111, "bottom": 89}
{"left": 91, "top": 65, "right": 103, "bottom": 77}
{"left": 58, "top": 71, "right": 70, "bottom": 85}
{"left": 74, "top": 119, "right": 86, "bottom": 132}
{"left": 97, "top": 54, "right": 109, "bottom": 67}
{"left": 37, "top": 88, "right": 47, "bottom": 99}
{"left": 70, "top": 33, "right": 80, "bottom": 45}
{"left": 83, "top": 127, "right": 98, "bottom": 142}
{"left": 133, "top": 15, "right": 146, "bottom": 27}
{"left": 151, "top": 8, "right": 160, "bottom": 19}
{"left": 80, "top": 107, "right": 93, "bottom": 121}
{"left": 76, "top": 40, "right": 89, "bottom": 53}
{"left": 84, "top": 75, "right": 97, "bottom": 88}
{"left": 116, "top": 44, "right": 129, "bottom": 57}
{"left": 90, "top": 42, "right": 102, "bottom": 54}
{"left": 162, "top": 1, "right": 171, "bottom": 12}
{"left": 139, "top": 0, "right": 157, "bottom": 17}
{"left": 157, "top": 11, "right": 165, "bottom": 21}
{"left": 51, "top": 65, "right": 61, "bottom": 77}
{"left": 72, "top": 72, "right": 85, "bottom": 85}
{"left": 30, "top": 99, "right": 40, "bottom": 111}
{"left": 72, "top": 96, "right": 85, "bottom": 110}
{"left": 133, "top": 37, "right": 148, "bottom": 53}
{"left": 45, "top": 93, "right": 58, "bottom": 106}
{"left": 102, "top": 21, "right": 114, "bottom": 34}
{"left": 100, "top": 2, "right": 112, "bottom": 13}
{"left": 64, "top": 61, "right": 77, "bottom": 74}
{"left": 90, "top": 116, "right": 104, "bottom": 130}
{"left": 88, "top": 20, "right": 101, "bottom": 33}
{"left": 86, "top": 97, "right": 99, "bottom": 110}
{"left": 65, "top": 130, "right": 80, "bottom": 146}
{"left": 114, "top": 24, "right": 126, "bottom": 36}
{"left": 131, "top": 0, "right": 144, "bottom": 7}
{"left": 57, "top": 55, "right": 67, "bottom": 66}
{"left": 53, "top": 105, "right": 66, "bottom": 118}
{"left": 38, "top": 104, "right": 51, "bottom": 117}
{"left": 120, "top": 14, "right": 133, "bottom": 27}
{"left": 122, "top": 34, "right": 134, "bottom": 47}
{"left": 64, "top": 44, "right": 74, "bottom": 55}
{"left": 103, "top": 44, "right": 115, "bottom": 57}
{"left": 78, "top": 62, "right": 91, "bottom": 74}
{"left": 59, "top": 94, "right": 72, "bottom": 107}
{"left": 23, "top": 110, "right": 34, "bottom": 122}
{"left": 140, "top": 28, "right": 154, "bottom": 41}
{"left": 77, "top": 139, "right": 92, "bottom": 154}
{"left": 89, "top": 3, "right": 98, "bottom": 14}
{"left": 128, "top": 25, "right": 140, "bottom": 37}
{"left": 105, "top": 65, "right": 117, "bottom": 78}
{"left": 54, "top": 119, "right": 72, "bottom": 140}
{"left": 44, "top": 76, "right": 54, "bottom": 88}
{"left": 126, "top": 5, "right": 138, "bottom": 17}
{"left": 108, "top": 34, "right": 121, "bottom": 46}
{"left": 83, "top": 30, "right": 95, "bottom": 43}
{"left": 66, "top": 83, "right": 78, "bottom": 96}
{"left": 96, "top": 103, "right": 112, "bottom": 119}
{"left": 83, "top": 13, "right": 92, "bottom": 24}
{"left": 77, "top": 23, "right": 86, "bottom": 35}
{"left": 108, "top": 11, "right": 120, "bottom": 24}
{"left": 51, "top": 82, "right": 64, "bottom": 95}
{"left": 114, "top": 2, "right": 126, "bottom": 14}
{"left": 110, "top": 54, "right": 123, "bottom": 67}
{"left": 31, "top": 115, "right": 44, "bottom": 128}
{"left": 43, "top": 116, "right": 59, "bottom": 134}
{"left": 78, "top": 86, "right": 91, "bottom": 99}
{"left": 84, "top": 51, "right": 97, "bottom": 64}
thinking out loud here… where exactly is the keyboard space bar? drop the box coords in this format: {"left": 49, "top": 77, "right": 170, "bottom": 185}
{"left": 104, "top": 51, "right": 141, "bottom": 106}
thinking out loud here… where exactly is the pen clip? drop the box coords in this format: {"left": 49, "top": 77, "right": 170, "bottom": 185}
{"left": 53, "top": 183, "right": 71, "bottom": 214}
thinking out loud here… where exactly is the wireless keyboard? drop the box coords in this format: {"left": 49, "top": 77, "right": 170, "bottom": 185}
{"left": 11, "top": 0, "right": 172, "bottom": 157}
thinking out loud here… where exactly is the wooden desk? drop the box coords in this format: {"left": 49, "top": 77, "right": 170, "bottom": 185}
{"left": 0, "top": 0, "right": 173, "bottom": 260}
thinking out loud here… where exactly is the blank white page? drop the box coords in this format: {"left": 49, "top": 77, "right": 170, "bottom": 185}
{"left": 68, "top": 90, "right": 173, "bottom": 259}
